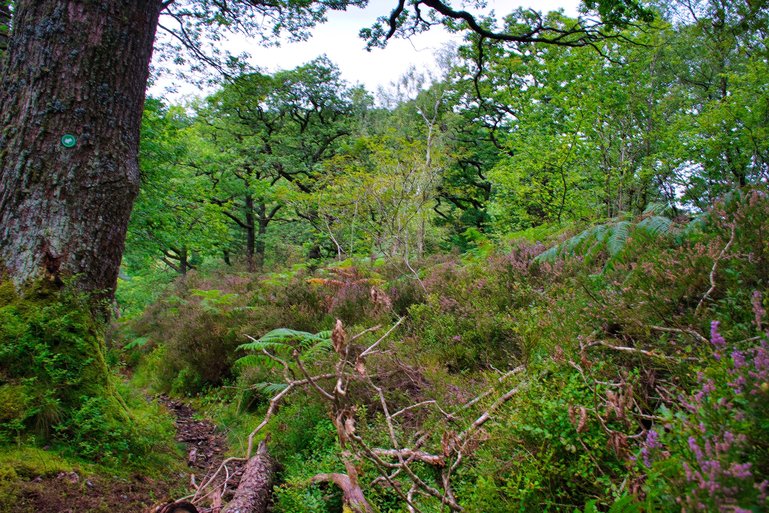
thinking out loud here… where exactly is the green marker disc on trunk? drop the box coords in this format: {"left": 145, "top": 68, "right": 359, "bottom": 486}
{"left": 61, "top": 134, "right": 77, "bottom": 148}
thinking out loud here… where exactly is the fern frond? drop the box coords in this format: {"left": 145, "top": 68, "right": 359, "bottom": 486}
{"left": 236, "top": 338, "right": 291, "bottom": 353}
{"left": 636, "top": 216, "right": 672, "bottom": 237}
{"left": 533, "top": 211, "right": 676, "bottom": 273}
{"left": 643, "top": 202, "right": 669, "bottom": 216}
{"left": 124, "top": 336, "right": 150, "bottom": 350}
{"left": 607, "top": 495, "right": 641, "bottom": 513}
{"left": 237, "top": 328, "right": 323, "bottom": 353}
{"left": 254, "top": 382, "right": 289, "bottom": 395}
{"left": 302, "top": 339, "right": 333, "bottom": 361}
{"left": 678, "top": 214, "right": 707, "bottom": 242}
{"left": 533, "top": 244, "right": 560, "bottom": 264}
{"left": 607, "top": 221, "right": 631, "bottom": 257}
{"left": 235, "top": 353, "right": 280, "bottom": 370}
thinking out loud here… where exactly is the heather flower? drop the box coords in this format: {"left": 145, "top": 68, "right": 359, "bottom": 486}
{"left": 732, "top": 350, "right": 746, "bottom": 369}
{"left": 729, "top": 463, "right": 753, "bottom": 480}
{"left": 752, "top": 291, "right": 765, "bottom": 330}
{"left": 711, "top": 321, "right": 726, "bottom": 359}
{"left": 646, "top": 429, "right": 662, "bottom": 449}
{"left": 640, "top": 429, "right": 662, "bottom": 467}
{"left": 688, "top": 437, "right": 703, "bottom": 460}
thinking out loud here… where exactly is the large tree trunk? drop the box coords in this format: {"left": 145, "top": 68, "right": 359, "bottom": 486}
{"left": 0, "top": 0, "right": 162, "bottom": 297}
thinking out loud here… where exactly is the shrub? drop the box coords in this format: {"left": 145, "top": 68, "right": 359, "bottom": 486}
{"left": 636, "top": 322, "right": 769, "bottom": 512}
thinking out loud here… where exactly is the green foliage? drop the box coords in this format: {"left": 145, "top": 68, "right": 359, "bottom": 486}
{"left": 110, "top": 2, "right": 769, "bottom": 508}
{"left": 270, "top": 399, "right": 344, "bottom": 513}
{"left": 577, "top": 495, "right": 640, "bottom": 513}
{"left": 58, "top": 390, "right": 175, "bottom": 468}
{"left": 458, "top": 368, "right": 629, "bottom": 511}
{"left": 0, "top": 282, "right": 111, "bottom": 437}
{"left": 0, "top": 282, "right": 178, "bottom": 469}
{"left": 534, "top": 213, "right": 675, "bottom": 272}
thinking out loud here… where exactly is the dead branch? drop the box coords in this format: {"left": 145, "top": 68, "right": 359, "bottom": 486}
{"left": 647, "top": 325, "right": 709, "bottom": 345}
{"left": 695, "top": 223, "right": 736, "bottom": 317}
{"left": 359, "top": 316, "right": 406, "bottom": 359}
{"left": 294, "top": 350, "right": 336, "bottom": 401}
{"left": 458, "top": 365, "right": 525, "bottom": 412}
{"left": 371, "top": 448, "right": 445, "bottom": 466}
{"left": 459, "top": 381, "right": 527, "bottom": 443}
{"left": 190, "top": 457, "right": 245, "bottom": 504}
{"left": 222, "top": 441, "right": 274, "bottom": 513}
{"left": 586, "top": 340, "right": 693, "bottom": 361}
{"left": 311, "top": 466, "right": 374, "bottom": 513}
{"left": 350, "top": 432, "right": 462, "bottom": 511}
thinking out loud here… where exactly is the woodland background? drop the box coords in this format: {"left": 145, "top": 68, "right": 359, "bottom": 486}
{"left": 1, "top": 0, "right": 769, "bottom": 512}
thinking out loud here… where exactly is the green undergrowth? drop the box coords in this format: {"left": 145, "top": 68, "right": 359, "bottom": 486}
{"left": 115, "top": 188, "right": 769, "bottom": 512}
{"left": 0, "top": 281, "right": 183, "bottom": 492}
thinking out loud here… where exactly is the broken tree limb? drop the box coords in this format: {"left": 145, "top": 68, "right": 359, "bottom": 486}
{"left": 221, "top": 441, "right": 275, "bottom": 513}
{"left": 312, "top": 461, "right": 375, "bottom": 513}
{"left": 371, "top": 448, "right": 445, "bottom": 466}
{"left": 695, "top": 223, "right": 736, "bottom": 317}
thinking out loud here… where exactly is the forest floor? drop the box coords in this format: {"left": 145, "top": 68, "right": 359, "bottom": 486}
{"left": 156, "top": 395, "right": 247, "bottom": 511}
{"left": 7, "top": 396, "right": 240, "bottom": 513}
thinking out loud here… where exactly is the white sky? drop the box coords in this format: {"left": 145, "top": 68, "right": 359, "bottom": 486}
{"left": 151, "top": 0, "right": 579, "bottom": 102}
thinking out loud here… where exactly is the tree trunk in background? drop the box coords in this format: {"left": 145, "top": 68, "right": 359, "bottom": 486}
{"left": 255, "top": 202, "right": 268, "bottom": 272}
{"left": 245, "top": 193, "right": 256, "bottom": 272}
{"left": 0, "top": 0, "right": 162, "bottom": 297}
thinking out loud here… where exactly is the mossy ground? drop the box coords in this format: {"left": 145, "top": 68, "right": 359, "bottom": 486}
{"left": 0, "top": 280, "right": 187, "bottom": 511}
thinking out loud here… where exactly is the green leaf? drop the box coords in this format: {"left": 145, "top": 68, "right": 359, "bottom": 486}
{"left": 636, "top": 216, "right": 671, "bottom": 237}
{"left": 607, "top": 221, "right": 631, "bottom": 257}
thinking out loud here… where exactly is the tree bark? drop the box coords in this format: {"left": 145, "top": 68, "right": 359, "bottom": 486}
{"left": 311, "top": 461, "right": 374, "bottom": 513}
{"left": 244, "top": 193, "right": 256, "bottom": 272}
{"left": 255, "top": 202, "right": 267, "bottom": 272}
{"left": 0, "top": 0, "right": 162, "bottom": 297}
{"left": 222, "top": 441, "right": 275, "bottom": 513}
{"left": 0, "top": 2, "right": 10, "bottom": 59}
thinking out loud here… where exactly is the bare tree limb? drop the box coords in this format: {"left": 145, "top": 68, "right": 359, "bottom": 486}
{"left": 695, "top": 223, "right": 737, "bottom": 316}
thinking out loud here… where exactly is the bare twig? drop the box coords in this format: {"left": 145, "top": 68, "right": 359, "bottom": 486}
{"left": 647, "top": 325, "right": 709, "bottom": 345}
{"left": 359, "top": 317, "right": 405, "bottom": 359}
{"left": 294, "top": 351, "right": 335, "bottom": 401}
{"left": 585, "top": 340, "right": 693, "bottom": 362}
{"left": 459, "top": 382, "right": 527, "bottom": 443}
{"left": 458, "top": 366, "right": 525, "bottom": 412}
{"left": 372, "top": 448, "right": 445, "bottom": 466}
{"left": 695, "top": 223, "right": 737, "bottom": 316}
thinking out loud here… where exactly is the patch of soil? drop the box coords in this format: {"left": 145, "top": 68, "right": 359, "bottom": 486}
{"left": 10, "top": 470, "right": 175, "bottom": 513}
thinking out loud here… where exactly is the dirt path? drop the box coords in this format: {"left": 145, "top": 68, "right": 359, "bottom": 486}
{"left": 155, "top": 396, "right": 246, "bottom": 512}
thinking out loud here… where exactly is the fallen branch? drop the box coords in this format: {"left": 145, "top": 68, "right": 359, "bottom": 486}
{"left": 359, "top": 317, "right": 405, "bottom": 359}
{"left": 586, "top": 340, "right": 694, "bottom": 361}
{"left": 371, "top": 448, "right": 445, "bottom": 466}
{"left": 459, "top": 381, "right": 527, "bottom": 443}
{"left": 312, "top": 461, "right": 375, "bottom": 513}
{"left": 458, "top": 366, "right": 525, "bottom": 412}
{"left": 648, "top": 325, "right": 709, "bottom": 345}
{"left": 222, "top": 441, "right": 275, "bottom": 513}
